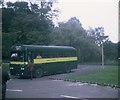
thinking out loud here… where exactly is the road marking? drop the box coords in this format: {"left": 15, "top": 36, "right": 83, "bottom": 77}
{"left": 61, "top": 95, "right": 78, "bottom": 98}
{"left": 7, "top": 89, "right": 23, "bottom": 92}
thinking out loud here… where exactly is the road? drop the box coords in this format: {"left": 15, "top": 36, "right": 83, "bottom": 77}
{"left": 6, "top": 65, "right": 119, "bottom": 99}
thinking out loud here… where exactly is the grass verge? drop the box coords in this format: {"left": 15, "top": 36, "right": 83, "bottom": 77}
{"left": 68, "top": 66, "right": 118, "bottom": 86}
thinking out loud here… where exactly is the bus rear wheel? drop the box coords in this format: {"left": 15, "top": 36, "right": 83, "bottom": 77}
{"left": 34, "top": 68, "right": 43, "bottom": 78}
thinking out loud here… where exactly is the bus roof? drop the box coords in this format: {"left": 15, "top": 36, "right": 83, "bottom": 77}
{"left": 24, "top": 45, "right": 75, "bottom": 49}
{"left": 11, "top": 45, "right": 76, "bottom": 52}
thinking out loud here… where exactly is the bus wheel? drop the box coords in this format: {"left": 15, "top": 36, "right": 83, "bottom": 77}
{"left": 34, "top": 68, "right": 43, "bottom": 78}
{"left": 66, "top": 68, "right": 71, "bottom": 73}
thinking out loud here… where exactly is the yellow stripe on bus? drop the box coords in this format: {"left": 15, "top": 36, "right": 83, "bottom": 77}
{"left": 10, "top": 57, "right": 77, "bottom": 65}
{"left": 10, "top": 62, "right": 28, "bottom": 64}
{"left": 34, "top": 57, "right": 77, "bottom": 64}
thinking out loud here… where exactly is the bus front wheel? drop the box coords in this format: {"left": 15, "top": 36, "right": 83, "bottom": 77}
{"left": 34, "top": 68, "right": 43, "bottom": 78}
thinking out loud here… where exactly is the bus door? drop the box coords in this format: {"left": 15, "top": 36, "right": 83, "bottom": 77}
{"left": 28, "top": 51, "right": 34, "bottom": 63}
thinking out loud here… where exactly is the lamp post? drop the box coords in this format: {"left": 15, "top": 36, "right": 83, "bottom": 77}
{"left": 101, "top": 42, "right": 104, "bottom": 67}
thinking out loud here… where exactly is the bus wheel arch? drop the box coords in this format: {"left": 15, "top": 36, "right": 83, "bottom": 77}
{"left": 34, "top": 68, "right": 43, "bottom": 78}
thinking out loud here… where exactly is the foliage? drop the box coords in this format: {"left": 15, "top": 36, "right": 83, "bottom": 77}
{"left": 86, "top": 27, "right": 109, "bottom": 46}
{"left": 2, "top": 1, "right": 118, "bottom": 64}
{"left": 2, "top": 32, "right": 17, "bottom": 60}
{"left": 50, "top": 17, "right": 102, "bottom": 62}
{"left": 2, "top": 0, "right": 57, "bottom": 59}
{"left": 103, "top": 40, "right": 118, "bottom": 62}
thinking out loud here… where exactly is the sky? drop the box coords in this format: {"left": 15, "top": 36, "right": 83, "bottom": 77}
{"left": 4, "top": 0, "right": 119, "bottom": 43}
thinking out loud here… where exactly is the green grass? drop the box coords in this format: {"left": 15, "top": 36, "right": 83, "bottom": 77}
{"left": 69, "top": 66, "right": 119, "bottom": 86}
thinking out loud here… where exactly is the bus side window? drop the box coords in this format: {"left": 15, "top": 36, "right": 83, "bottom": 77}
{"left": 28, "top": 52, "right": 34, "bottom": 62}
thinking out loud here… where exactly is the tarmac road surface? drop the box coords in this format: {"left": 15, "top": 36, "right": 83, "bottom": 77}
{"left": 6, "top": 65, "right": 119, "bottom": 99}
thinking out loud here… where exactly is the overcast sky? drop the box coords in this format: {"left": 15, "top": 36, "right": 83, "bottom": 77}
{"left": 4, "top": 0, "right": 119, "bottom": 43}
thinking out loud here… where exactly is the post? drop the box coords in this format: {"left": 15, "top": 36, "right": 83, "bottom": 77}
{"left": 102, "top": 42, "right": 104, "bottom": 67}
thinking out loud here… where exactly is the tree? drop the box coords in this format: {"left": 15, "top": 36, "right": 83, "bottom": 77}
{"left": 104, "top": 40, "right": 118, "bottom": 62}
{"left": 2, "top": 1, "right": 58, "bottom": 60}
{"left": 2, "top": 7, "right": 15, "bottom": 33}
{"left": 87, "top": 27, "right": 109, "bottom": 46}
{"left": 94, "top": 27, "right": 108, "bottom": 46}
{"left": 2, "top": 32, "right": 17, "bottom": 60}
{"left": 51, "top": 17, "right": 102, "bottom": 63}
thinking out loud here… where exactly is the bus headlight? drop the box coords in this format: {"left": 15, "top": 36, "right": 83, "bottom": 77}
{"left": 21, "top": 68, "right": 25, "bottom": 70}
{"left": 10, "top": 67, "right": 14, "bottom": 69}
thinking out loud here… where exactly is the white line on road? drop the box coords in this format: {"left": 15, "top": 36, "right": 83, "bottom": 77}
{"left": 7, "top": 89, "right": 23, "bottom": 92}
{"left": 61, "top": 95, "right": 78, "bottom": 98}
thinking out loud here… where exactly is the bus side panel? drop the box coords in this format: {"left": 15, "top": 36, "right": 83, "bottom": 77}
{"left": 35, "top": 61, "right": 77, "bottom": 76}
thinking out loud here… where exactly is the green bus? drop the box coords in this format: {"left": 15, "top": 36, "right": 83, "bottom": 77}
{"left": 10, "top": 45, "right": 78, "bottom": 78}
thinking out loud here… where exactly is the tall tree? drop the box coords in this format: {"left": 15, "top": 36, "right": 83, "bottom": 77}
{"left": 87, "top": 27, "right": 109, "bottom": 46}
{"left": 2, "top": 1, "right": 58, "bottom": 60}
{"left": 94, "top": 27, "right": 108, "bottom": 46}
{"left": 103, "top": 40, "right": 118, "bottom": 63}
{"left": 51, "top": 17, "right": 101, "bottom": 62}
